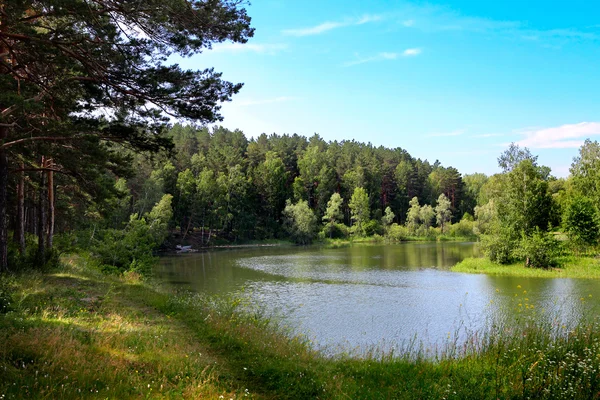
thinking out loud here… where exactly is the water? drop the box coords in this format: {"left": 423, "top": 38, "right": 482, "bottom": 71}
{"left": 155, "top": 243, "right": 600, "bottom": 356}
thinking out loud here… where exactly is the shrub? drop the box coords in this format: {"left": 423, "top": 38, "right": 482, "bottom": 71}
{"left": 480, "top": 226, "right": 517, "bottom": 264}
{"left": 386, "top": 223, "right": 408, "bottom": 241}
{"left": 448, "top": 218, "right": 475, "bottom": 237}
{"left": 515, "top": 229, "right": 562, "bottom": 269}
{"left": 563, "top": 195, "right": 599, "bottom": 251}
{"left": 363, "top": 219, "right": 383, "bottom": 236}
{"left": 321, "top": 222, "right": 349, "bottom": 239}
{"left": 92, "top": 194, "right": 172, "bottom": 275}
{"left": 282, "top": 200, "right": 317, "bottom": 245}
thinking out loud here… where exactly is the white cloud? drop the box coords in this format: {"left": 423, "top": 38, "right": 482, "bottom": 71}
{"left": 471, "top": 133, "right": 504, "bottom": 138}
{"left": 344, "top": 48, "right": 421, "bottom": 66}
{"left": 515, "top": 122, "right": 600, "bottom": 148}
{"left": 403, "top": 48, "right": 422, "bottom": 56}
{"left": 211, "top": 42, "right": 288, "bottom": 54}
{"left": 402, "top": 19, "right": 415, "bottom": 27}
{"left": 282, "top": 14, "right": 383, "bottom": 36}
{"left": 357, "top": 14, "right": 383, "bottom": 25}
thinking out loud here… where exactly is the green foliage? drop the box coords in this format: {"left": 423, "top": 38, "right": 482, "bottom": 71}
{"left": 419, "top": 204, "right": 435, "bottom": 229}
{"left": 563, "top": 195, "right": 599, "bottom": 248}
{"left": 435, "top": 193, "right": 452, "bottom": 233}
{"left": 92, "top": 194, "right": 172, "bottom": 274}
{"left": 386, "top": 223, "right": 409, "bottom": 241}
{"left": 0, "top": 275, "right": 15, "bottom": 314}
{"left": 381, "top": 206, "right": 395, "bottom": 228}
{"left": 322, "top": 193, "right": 345, "bottom": 238}
{"left": 571, "top": 139, "right": 600, "bottom": 207}
{"left": 406, "top": 196, "right": 421, "bottom": 233}
{"left": 362, "top": 219, "right": 384, "bottom": 237}
{"left": 349, "top": 187, "right": 370, "bottom": 237}
{"left": 448, "top": 218, "right": 475, "bottom": 237}
{"left": 321, "top": 222, "right": 349, "bottom": 239}
{"left": 474, "top": 200, "right": 497, "bottom": 235}
{"left": 481, "top": 225, "right": 518, "bottom": 264}
{"left": 515, "top": 229, "right": 562, "bottom": 269}
{"left": 497, "top": 159, "right": 552, "bottom": 236}
{"left": 282, "top": 200, "right": 317, "bottom": 245}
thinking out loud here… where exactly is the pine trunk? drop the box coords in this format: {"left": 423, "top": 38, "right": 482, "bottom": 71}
{"left": 37, "top": 158, "right": 47, "bottom": 263}
{"left": 47, "top": 161, "right": 54, "bottom": 249}
{"left": 0, "top": 141, "right": 7, "bottom": 272}
{"left": 14, "top": 162, "right": 25, "bottom": 255}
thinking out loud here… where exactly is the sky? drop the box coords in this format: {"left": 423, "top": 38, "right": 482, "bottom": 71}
{"left": 177, "top": 0, "right": 600, "bottom": 177}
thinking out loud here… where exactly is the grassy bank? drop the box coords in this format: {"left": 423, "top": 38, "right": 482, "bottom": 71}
{"left": 452, "top": 256, "right": 600, "bottom": 278}
{"left": 3, "top": 257, "right": 600, "bottom": 398}
{"left": 319, "top": 235, "right": 477, "bottom": 248}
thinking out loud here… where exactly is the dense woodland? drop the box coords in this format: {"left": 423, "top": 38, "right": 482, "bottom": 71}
{"left": 1, "top": 1, "right": 599, "bottom": 274}
{"left": 5, "top": 118, "right": 600, "bottom": 273}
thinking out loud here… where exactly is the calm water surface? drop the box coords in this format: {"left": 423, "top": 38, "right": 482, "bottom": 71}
{"left": 155, "top": 243, "right": 600, "bottom": 356}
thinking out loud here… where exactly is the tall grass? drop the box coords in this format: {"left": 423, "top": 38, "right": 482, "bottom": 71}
{"left": 3, "top": 256, "right": 600, "bottom": 398}
{"left": 453, "top": 256, "right": 600, "bottom": 278}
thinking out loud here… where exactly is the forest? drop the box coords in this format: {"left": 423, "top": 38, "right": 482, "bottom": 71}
{"left": 5, "top": 118, "right": 600, "bottom": 274}
{"left": 1, "top": 1, "right": 599, "bottom": 275}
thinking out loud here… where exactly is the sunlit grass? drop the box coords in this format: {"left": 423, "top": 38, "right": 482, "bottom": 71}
{"left": 452, "top": 256, "right": 600, "bottom": 278}
{"left": 3, "top": 256, "right": 600, "bottom": 398}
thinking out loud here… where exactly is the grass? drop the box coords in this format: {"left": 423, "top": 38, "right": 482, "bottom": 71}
{"left": 452, "top": 256, "right": 600, "bottom": 278}
{"left": 319, "top": 234, "right": 477, "bottom": 248}
{"left": 3, "top": 255, "right": 600, "bottom": 398}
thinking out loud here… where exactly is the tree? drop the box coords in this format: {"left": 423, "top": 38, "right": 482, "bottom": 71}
{"left": 254, "top": 151, "right": 288, "bottom": 224}
{"left": 349, "top": 187, "right": 370, "bottom": 236}
{"left": 282, "top": 200, "right": 317, "bottom": 245}
{"left": 571, "top": 139, "right": 600, "bottom": 208}
{"left": 323, "top": 193, "right": 344, "bottom": 238}
{"left": 406, "top": 196, "right": 421, "bottom": 233}
{"left": 435, "top": 193, "right": 452, "bottom": 233}
{"left": 563, "top": 195, "right": 599, "bottom": 250}
{"left": 0, "top": 1, "right": 254, "bottom": 271}
{"left": 420, "top": 204, "right": 435, "bottom": 230}
{"left": 382, "top": 206, "right": 395, "bottom": 229}
{"left": 498, "top": 143, "right": 538, "bottom": 173}
{"left": 497, "top": 159, "right": 551, "bottom": 236}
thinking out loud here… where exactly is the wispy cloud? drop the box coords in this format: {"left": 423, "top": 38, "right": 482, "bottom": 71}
{"left": 471, "top": 133, "right": 504, "bottom": 138}
{"left": 236, "top": 96, "right": 296, "bottom": 107}
{"left": 514, "top": 122, "right": 600, "bottom": 149}
{"left": 211, "top": 42, "right": 288, "bottom": 54}
{"left": 403, "top": 48, "right": 421, "bottom": 56}
{"left": 282, "top": 14, "right": 383, "bottom": 36}
{"left": 426, "top": 129, "right": 465, "bottom": 137}
{"left": 344, "top": 48, "right": 421, "bottom": 66}
{"left": 392, "top": 4, "right": 598, "bottom": 47}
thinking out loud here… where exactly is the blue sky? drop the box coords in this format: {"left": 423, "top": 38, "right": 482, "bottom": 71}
{"left": 179, "top": 0, "right": 600, "bottom": 177}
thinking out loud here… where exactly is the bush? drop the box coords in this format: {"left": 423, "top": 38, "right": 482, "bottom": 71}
{"left": 321, "top": 222, "right": 349, "bottom": 239}
{"left": 386, "top": 223, "right": 408, "bottom": 241}
{"left": 363, "top": 219, "right": 383, "bottom": 236}
{"left": 448, "top": 218, "right": 475, "bottom": 237}
{"left": 480, "top": 226, "right": 517, "bottom": 264}
{"left": 563, "top": 195, "right": 599, "bottom": 251}
{"left": 7, "top": 234, "right": 60, "bottom": 272}
{"left": 515, "top": 229, "right": 562, "bottom": 269}
{"left": 92, "top": 217, "right": 158, "bottom": 274}
{"left": 92, "top": 194, "right": 172, "bottom": 275}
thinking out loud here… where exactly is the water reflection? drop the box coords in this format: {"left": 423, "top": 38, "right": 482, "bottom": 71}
{"left": 155, "top": 243, "right": 600, "bottom": 356}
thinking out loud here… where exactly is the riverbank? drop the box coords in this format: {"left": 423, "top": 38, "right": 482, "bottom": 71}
{"left": 2, "top": 256, "right": 600, "bottom": 399}
{"left": 452, "top": 256, "right": 600, "bottom": 278}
